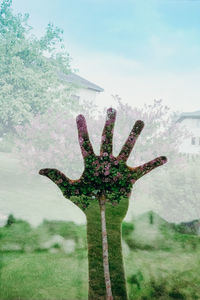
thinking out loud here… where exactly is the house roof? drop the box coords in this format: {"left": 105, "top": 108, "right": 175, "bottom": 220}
{"left": 59, "top": 72, "right": 104, "bottom": 92}
{"left": 177, "top": 110, "right": 200, "bottom": 122}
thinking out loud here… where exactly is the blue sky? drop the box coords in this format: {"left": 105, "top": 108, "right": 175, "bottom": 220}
{"left": 13, "top": 0, "right": 200, "bottom": 111}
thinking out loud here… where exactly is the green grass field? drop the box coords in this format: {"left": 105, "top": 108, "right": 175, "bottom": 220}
{"left": 0, "top": 251, "right": 88, "bottom": 300}
{"left": 1, "top": 248, "right": 200, "bottom": 300}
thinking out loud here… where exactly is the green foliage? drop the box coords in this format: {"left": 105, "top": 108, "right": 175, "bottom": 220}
{"left": 0, "top": 218, "right": 32, "bottom": 251}
{"left": 5, "top": 214, "right": 16, "bottom": 226}
{"left": 149, "top": 211, "right": 154, "bottom": 225}
{"left": 0, "top": 0, "right": 73, "bottom": 136}
{"left": 123, "top": 212, "right": 200, "bottom": 252}
{"left": 0, "top": 216, "right": 87, "bottom": 253}
{"left": 127, "top": 271, "right": 144, "bottom": 290}
{"left": 46, "top": 153, "right": 135, "bottom": 210}
{"left": 39, "top": 219, "right": 86, "bottom": 245}
{"left": 122, "top": 221, "right": 134, "bottom": 237}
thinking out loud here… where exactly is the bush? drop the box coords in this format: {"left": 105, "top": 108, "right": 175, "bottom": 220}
{"left": 122, "top": 221, "right": 134, "bottom": 238}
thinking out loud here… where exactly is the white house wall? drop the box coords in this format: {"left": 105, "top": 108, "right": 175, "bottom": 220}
{"left": 75, "top": 87, "right": 97, "bottom": 103}
{"left": 179, "top": 118, "right": 200, "bottom": 154}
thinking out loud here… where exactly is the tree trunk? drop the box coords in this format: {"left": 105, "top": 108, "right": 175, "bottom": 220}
{"left": 86, "top": 198, "right": 128, "bottom": 300}
{"left": 99, "top": 196, "right": 113, "bottom": 300}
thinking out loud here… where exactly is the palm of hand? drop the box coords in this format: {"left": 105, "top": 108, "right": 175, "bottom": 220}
{"left": 39, "top": 108, "right": 167, "bottom": 213}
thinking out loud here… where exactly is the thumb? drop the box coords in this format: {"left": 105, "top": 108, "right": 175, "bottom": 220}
{"left": 39, "top": 168, "right": 71, "bottom": 186}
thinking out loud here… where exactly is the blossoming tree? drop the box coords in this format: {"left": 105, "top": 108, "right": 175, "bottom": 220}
{"left": 39, "top": 107, "right": 167, "bottom": 300}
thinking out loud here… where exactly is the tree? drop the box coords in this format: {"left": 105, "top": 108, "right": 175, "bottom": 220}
{"left": 39, "top": 108, "right": 167, "bottom": 300}
{"left": 0, "top": 0, "right": 75, "bottom": 137}
{"left": 5, "top": 213, "right": 16, "bottom": 226}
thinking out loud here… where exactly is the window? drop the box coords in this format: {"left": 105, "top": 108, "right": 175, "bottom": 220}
{"left": 191, "top": 137, "right": 196, "bottom": 145}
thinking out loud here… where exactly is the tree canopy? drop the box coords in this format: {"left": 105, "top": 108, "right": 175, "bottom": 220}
{"left": 0, "top": 0, "right": 76, "bottom": 136}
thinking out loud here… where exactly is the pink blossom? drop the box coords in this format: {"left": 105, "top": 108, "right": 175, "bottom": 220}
{"left": 79, "top": 137, "right": 84, "bottom": 145}
{"left": 55, "top": 178, "right": 63, "bottom": 184}
{"left": 81, "top": 148, "right": 88, "bottom": 157}
{"left": 95, "top": 165, "right": 100, "bottom": 171}
{"left": 104, "top": 170, "right": 110, "bottom": 176}
{"left": 101, "top": 135, "right": 106, "bottom": 142}
{"left": 105, "top": 163, "right": 111, "bottom": 170}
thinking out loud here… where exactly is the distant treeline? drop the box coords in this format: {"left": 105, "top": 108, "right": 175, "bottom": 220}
{"left": 0, "top": 212, "right": 200, "bottom": 253}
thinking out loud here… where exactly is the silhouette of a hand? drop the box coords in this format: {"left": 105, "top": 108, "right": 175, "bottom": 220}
{"left": 39, "top": 108, "right": 167, "bottom": 211}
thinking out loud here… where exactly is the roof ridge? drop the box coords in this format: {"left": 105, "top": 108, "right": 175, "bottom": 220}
{"left": 58, "top": 71, "right": 104, "bottom": 92}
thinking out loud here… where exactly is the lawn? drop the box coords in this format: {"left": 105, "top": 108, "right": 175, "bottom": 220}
{"left": 0, "top": 251, "right": 88, "bottom": 300}
{"left": 1, "top": 248, "right": 200, "bottom": 300}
